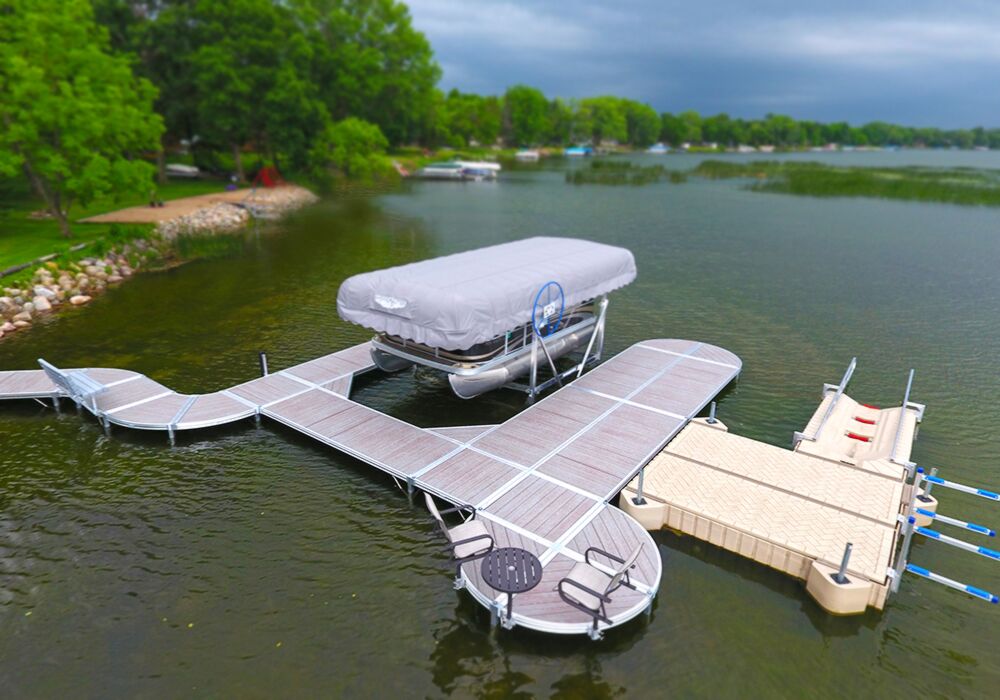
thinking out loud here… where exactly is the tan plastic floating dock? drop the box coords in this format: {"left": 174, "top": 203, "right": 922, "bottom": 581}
{"left": 623, "top": 363, "right": 926, "bottom": 615}
{"left": 0, "top": 338, "right": 741, "bottom": 636}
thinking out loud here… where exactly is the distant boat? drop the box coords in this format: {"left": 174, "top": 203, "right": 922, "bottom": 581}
{"left": 515, "top": 149, "right": 540, "bottom": 162}
{"left": 165, "top": 163, "right": 200, "bottom": 178}
{"left": 416, "top": 161, "right": 496, "bottom": 181}
{"left": 416, "top": 162, "right": 465, "bottom": 179}
{"left": 564, "top": 146, "right": 593, "bottom": 157}
{"left": 646, "top": 143, "right": 669, "bottom": 154}
{"left": 454, "top": 160, "right": 501, "bottom": 178}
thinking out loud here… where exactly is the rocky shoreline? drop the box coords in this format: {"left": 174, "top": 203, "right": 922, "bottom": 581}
{"left": 0, "top": 185, "right": 318, "bottom": 341}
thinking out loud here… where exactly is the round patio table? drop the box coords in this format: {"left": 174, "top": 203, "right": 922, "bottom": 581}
{"left": 480, "top": 547, "right": 543, "bottom": 623}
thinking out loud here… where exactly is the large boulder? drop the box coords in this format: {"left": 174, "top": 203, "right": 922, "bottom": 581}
{"left": 33, "top": 285, "right": 57, "bottom": 299}
{"left": 33, "top": 296, "right": 52, "bottom": 312}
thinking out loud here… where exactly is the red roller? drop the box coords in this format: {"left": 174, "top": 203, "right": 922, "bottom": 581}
{"left": 847, "top": 432, "right": 871, "bottom": 442}
{"left": 862, "top": 403, "right": 880, "bottom": 410}
{"left": 854, "top": 417, "right": 876, "bottom": 425}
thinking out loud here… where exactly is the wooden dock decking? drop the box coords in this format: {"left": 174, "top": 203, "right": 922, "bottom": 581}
{"left": 0, "top": 338, "right": 742, "bottom": 636}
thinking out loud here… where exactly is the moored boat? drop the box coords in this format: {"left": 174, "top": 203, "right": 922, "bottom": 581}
{"left": 337, "top": 237, "right": 636, "bottom": 399}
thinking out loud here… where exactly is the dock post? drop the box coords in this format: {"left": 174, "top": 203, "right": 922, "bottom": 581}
{"left": 258, "top": 351, "right": 269, "bottom": 377}
{"left": 707, "top": 401, "right": 717, "bottom": 424}
{"left": 528, "top": 333, "right": 539, "bottom": 399}
{"left": 925, "top": 467, "right": 939, "bottom": 496}
{"left": 51, "top": 396, "right": 61, "bottom": 414}
{"left": 892, "top": 517, "right": 916, "bottom": 593}
{"left": 167, "top": 426, "right": 175, "bottom": 447}
{"left": 633, "top": 468, "right": 647, "bottom": 506}
{"left": 834, "top": 543, "right": 853, "bottom": 583}
{"left": 406, "top": 477, "right": 415, "bottom": 498}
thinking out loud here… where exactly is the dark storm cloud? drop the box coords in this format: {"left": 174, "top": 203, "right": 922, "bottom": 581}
{"left": 405, "top": 0, "right": 1000, "bottom": 126}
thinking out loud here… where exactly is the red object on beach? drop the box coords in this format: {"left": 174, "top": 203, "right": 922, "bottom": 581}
{"left": 854, "top": 417, "right": 876, "bottom": 425}
{"left": 253, "top": 166, "right": 284, "bottom": 188}
{"left": 846, "top": 432, "right": 871, "bottom": 442}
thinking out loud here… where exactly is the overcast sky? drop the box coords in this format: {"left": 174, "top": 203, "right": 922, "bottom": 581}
{"left": 405, "top": 0, "right": 1000, "bottom": 128}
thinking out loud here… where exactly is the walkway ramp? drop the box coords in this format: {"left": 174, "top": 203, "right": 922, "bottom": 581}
{"left": 0, "top": 338, "right": 742, "bottom": 637}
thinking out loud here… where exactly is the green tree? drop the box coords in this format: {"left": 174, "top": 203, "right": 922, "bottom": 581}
{"left": 295, "top": 0, "right": 440, "bottom": 145}
{"left": 677, "top": 110, "right": 703, "bottom": 144}
{"left": 578, "top": 97, "right": 627, "bottom": 144}
{"left": 444, "top": 90, "right": 501, "bottom": 147}
{"left": 310, "top": 117, "right": 392, "bottom": 181}
{"left": 547, "top": 98, "right": 573, "bottom": 144}
{"left": 659, "top": 113, "right": 683, "bottom": 145}
{"left": 0, "top": 0, "right": 163, "bottom": 237}
{"left": 188, "top": 0, "right": 322, "bottom": 180}
{"left": 503, "top": 85, "right": 550, "bottom": 146}
{"left": 622, "top": 100, "right": 660, "bottom": 147}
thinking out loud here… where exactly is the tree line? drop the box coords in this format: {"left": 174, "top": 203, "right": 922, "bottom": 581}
{"left": 2, "top": 0, "right": 998, "bottom": 236}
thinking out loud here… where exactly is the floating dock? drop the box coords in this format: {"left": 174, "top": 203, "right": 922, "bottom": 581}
{"left": 4, "top": 343, "right": 994, "bottom": 625}
{"left": 0, "top": 338, "right": 741, "bottom": 636}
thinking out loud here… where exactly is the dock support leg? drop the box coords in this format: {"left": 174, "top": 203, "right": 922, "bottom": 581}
{"left": 406, "top": 477, "right": 415, "bottom": 500}
{"left": 707, "top": 401, "right": 718, "bottom": 424}
{"left": 632, "top": 468, "right": 647, "bottom": 506}
{"left": 51, "top": 396, "right": 61, "bottom": 414}
{"left": 102, "top": 416, "right": 110, "bottom": 436}
{"left": 528, "top": 334, "right": 538, "bottom": 401}
{"left": 258, "top": 351, "right": 269, "bottom": 377}
{"left": 925, "top": 467, "right": 939, "bottom": 496}
{"left": 167, "top": 426, "right": 176, "bottom": 447}
{"left": 834, "top": 543, "right": 853, "bottom": 583}
{"left": 892, "top": 517, "right": 916, "bottom": 593}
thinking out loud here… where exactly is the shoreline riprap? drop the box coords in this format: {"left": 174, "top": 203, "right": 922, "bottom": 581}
{"left": 0, "top": 185, "right": 318, "bottom": 341}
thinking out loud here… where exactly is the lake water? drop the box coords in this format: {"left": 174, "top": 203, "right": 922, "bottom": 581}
{"left": 2, "top": 151, "right": 998, "bottom": 697}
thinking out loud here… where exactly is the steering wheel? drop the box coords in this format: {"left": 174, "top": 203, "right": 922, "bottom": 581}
{"left": 532, "top": 281, "right": 565, "bottom": 338}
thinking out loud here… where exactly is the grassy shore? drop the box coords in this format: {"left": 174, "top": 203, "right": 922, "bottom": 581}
{"left": 0, "top": 179, "right": 231, "bottom": 273}
{"left": 692, "top": 160, "right": 1000, "bottom": 206}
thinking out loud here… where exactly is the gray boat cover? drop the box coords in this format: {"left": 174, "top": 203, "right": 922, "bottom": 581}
{"left": 337, "top": 237, "right": 636, "bottom": 350}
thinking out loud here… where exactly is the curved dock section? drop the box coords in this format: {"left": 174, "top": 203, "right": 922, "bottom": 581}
{"left": 0, "top": 338, "right": 741, "bottom": 637}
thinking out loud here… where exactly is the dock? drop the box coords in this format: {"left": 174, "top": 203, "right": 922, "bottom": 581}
{"left": 0, "top": 338, "right": 741, "bottom": 637}
{"left": 7, "top": 342, "right": 994, "bottom": 624}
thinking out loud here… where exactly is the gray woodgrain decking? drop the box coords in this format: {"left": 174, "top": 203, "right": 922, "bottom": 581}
{"left": 0, "top": 337, "right": 741, "bottom": 636}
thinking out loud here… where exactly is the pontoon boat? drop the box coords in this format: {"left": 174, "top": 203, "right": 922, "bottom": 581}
{"left": 337, "top": 237, "right": 636, "bottom": 399}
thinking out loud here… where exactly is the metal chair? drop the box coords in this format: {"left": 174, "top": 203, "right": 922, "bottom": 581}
{"left": 424, "top": 492, "right": 494, "bottom": 588}
{"left": 556, "top": 543, "right": 642, "bottom": 639}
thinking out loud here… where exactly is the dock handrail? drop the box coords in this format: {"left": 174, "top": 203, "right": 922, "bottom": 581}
{"left": 889, "top": 369, "right": 916, "bottom": 463}
{"left": 38, "top": 358, "right": 106, "bottom": 413}
{"left": 812, "top": 357, "right": 857, "bottom": 440}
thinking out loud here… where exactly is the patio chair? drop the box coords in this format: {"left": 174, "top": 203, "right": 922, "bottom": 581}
{"left": 556, "top": 543, "right": 643, "bottom": 639}
{"left": 424, "top": 492, "right": 494, "bottom": 588}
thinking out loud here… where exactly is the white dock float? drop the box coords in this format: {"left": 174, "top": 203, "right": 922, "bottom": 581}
{"left": 0, "top": 337, "right": 741, "bottom": 637}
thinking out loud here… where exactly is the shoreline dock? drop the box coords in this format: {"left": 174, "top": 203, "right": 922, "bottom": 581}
{"left": 0, "top": 338, "right": 741, "bottom": 637}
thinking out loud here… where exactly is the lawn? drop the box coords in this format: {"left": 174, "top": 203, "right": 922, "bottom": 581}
{"left": 0, "top": 178, "right": 228, "bottom": 271}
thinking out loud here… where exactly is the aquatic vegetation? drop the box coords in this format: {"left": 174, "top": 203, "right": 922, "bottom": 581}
{"left": 566, "top": 161, "right": 686, "bottom": 185}
{"left": 692, "top": 160, "right": 1000, "bottom": 206}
